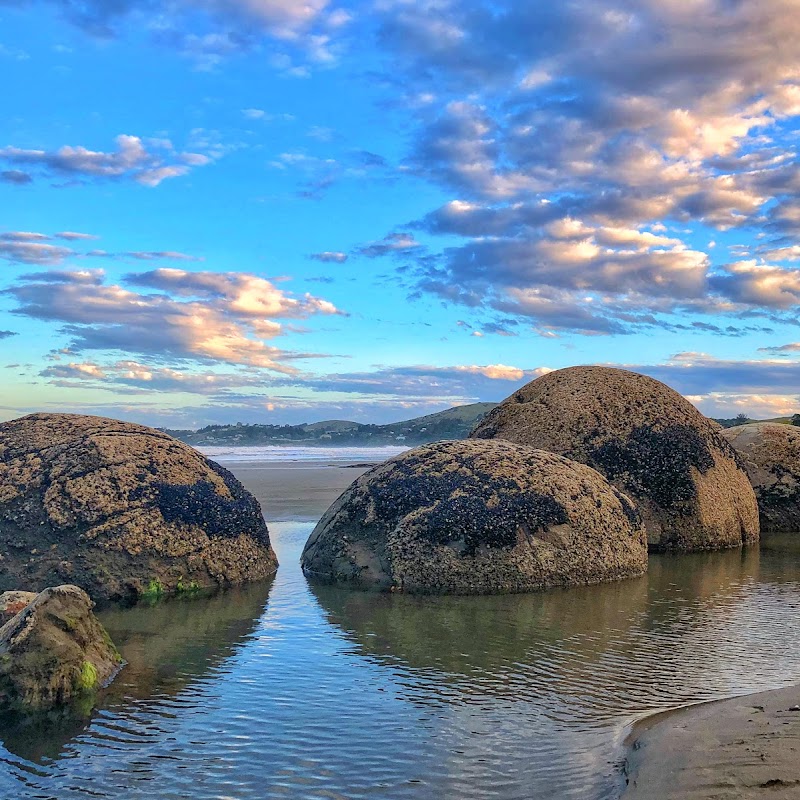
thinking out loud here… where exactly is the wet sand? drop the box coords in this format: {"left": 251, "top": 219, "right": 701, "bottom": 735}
{"left": 219, "top": 460, "right": 371, "bottom": 522}
{"left": 624, "top": 683, "right": 800, "bottom": 798}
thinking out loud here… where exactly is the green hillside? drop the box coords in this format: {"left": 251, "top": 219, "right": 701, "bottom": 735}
{"left": 163, "top": 402, "right": 498, "bottom": 447}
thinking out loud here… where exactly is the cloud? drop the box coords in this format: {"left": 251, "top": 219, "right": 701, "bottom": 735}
{"left": 6, "top": 268, "right": 343, "bottom": 372}
{"left": 309, "top": 251, "right": 348, "bottom": 263}
{"left": 32, "top": 353, "right": 551, "bottom": 425}
{"left": 0, "top": 331, "right": 18, "bottom": 339}
{"left": 8, "top": 0, "right": 344, "bottom": 55}
{"left": 0, "top": 135, "right": 211, "bottom": 186}
{"left": 274, "top": 363, "right": 550, "bottom": 399}
{"left": 54, "top": 231, "right": 99, "bottom": 241}
{"left": 0, "top": 230, "right": 202, "bottom": 266}
{"left": 40, "top": 359, "right": 266, "bottom": 395}
{"left": 87, "top": 249, "right": 201, "bottom": 261}
{"left": 356, "top": 1, "right": 800, "bottom": 335}
{"left": 357, "top": 232, "right": 422, "bottom": 258}
{"left": 758, "top": 343, "right": 800, "bottom": 356}
{"left": 269, "top": 148, "right": 390, "bottom": 199}
{"left": 0, "top": 236, "right": 74, "bottom": 265}
{"left": 0, "top": 170, "right": 32, "bottom": 184}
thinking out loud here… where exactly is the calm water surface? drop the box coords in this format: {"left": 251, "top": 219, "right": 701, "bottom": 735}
{"left": 2, "top": 462, "right": 800, "bottom": 800}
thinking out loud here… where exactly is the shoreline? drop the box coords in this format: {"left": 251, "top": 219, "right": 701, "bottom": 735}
{"left": 622, "top": 681, "right": 800, "bottom": 798}
{"left": 218, "top": 459, "right": 371, "bottom": 523}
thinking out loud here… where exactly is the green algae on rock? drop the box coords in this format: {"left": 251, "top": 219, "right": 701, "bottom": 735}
{"left": 0, "top": 413, "right": 279, "bottom": 601}
{"left": 471, "top": 366, "right": 759, "bottom": 553}
{"left": 301, "top": 439, "right": 648, "bottom": 594}
{"left": 0, "top": 584, "right": 121, "bottom": 711}
{"left": 721, "top": 422, "right": 800, "bottom": 533}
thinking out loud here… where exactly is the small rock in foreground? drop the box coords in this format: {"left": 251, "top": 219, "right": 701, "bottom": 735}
{"left": 0, "top": 584, "right": 121, "bottom": 711}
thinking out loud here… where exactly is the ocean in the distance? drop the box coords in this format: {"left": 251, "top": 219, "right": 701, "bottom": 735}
{"left": 200, "top": 445, "right": 409, "bottom": 464}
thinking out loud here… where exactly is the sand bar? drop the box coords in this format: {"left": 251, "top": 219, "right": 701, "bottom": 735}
{"left": 624, "top": 682, "right": 800, "bottom": 798}
{"left": 217, "top": 460, "right": 371, "bottom": 521}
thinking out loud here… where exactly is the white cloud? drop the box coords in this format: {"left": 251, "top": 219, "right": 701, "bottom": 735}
{"left": 8, "top": 268, "right": 344, "bottom": 372}
{"left": 0, "top": 135, "right": 212, "bottom": 186}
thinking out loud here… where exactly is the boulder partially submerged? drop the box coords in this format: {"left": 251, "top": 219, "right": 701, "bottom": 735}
{"left": 471, "top": 366, "right": 759, "bottom": 552}
{"left": 301, "top": 439, "right": 648, "bottom": 594}
{"left": 0, "top": 584, "right": 121, "bottom": 710}
{"left": 721, "top": 423, "right": 800, "bottom": 532}
{"left": 0, "top": 413, "right": 278, "bottom": 601}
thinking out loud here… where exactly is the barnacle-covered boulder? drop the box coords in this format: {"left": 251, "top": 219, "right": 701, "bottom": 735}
{"left": 721, "top": 423, "right": 800, "bottom": 533}
{"left": 0, "top": 584, "right": 121, "bottom": 711}
{"left": 471, "top": 366, "right": 759, "bottom": 552}
{"left": 0, "top": 413, "right": 278, "bottom": 601}
{"left": 301, "top": 439, "right": 648, "bottom": 594}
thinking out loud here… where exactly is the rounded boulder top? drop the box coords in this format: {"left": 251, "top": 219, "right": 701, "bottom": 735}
{"left": 721, "top": 423, "right": 800, "bottom": 533}
{"left": 0, "top": 413, "right": 278, "bottom": 601}
{"left": 301, "top": 439, "right": 648, "bottom": 595}
{"left": 471, "top": 366, "right": 759, "bottom": 552}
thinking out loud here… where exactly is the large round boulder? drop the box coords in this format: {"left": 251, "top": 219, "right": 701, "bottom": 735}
{"left": 721, "top": 423, "right": 800, "bottom": 533}
{"left": 301, "top": 439, "right": 648, "bottom": 594}
{"left": 471, "top": 366, "right": 759, "bottom": 552}
{"left": 0, "top": 413, "right": 278, "bottom": 600}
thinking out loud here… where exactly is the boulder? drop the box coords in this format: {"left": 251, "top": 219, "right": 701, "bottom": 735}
{"left": 471, "top": 366, "right": 759, "bottom": 552}
{"left": 721, "top": 423, "right": 800, "bottom": 532}
{"left": 301, "top": 439, "right": 648, "bottom": 594}
{"left": 0, "top": 584, "right": 121, "bottom": 710}
{"left": 0, "top": 413, "right": 278, "bottom": 601}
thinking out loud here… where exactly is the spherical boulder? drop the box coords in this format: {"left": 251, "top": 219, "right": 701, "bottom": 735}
{"left": 721, "top": 423, "right": 800, "bottom": 533}
{"left": 301, "top": 439, "right": 648, "bottom": 594}
{"left": 471, "top": 366, "right": 759, "bottom": 552}
{"left": 0, "top": 413, "right": 278, "bottom": 600}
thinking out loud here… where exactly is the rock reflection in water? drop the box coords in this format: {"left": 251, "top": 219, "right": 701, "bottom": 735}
{"left": 309, "top": 546, "right": 766, "bottom": 705}
{"left": 98, "top": 578, "right": 275, "bottom": 701}
{"left": 0, "top": 578, "right": 273, "bottom": 764}
{"left": 3, "top": 522, "right": 800, "bottom": 800}
{"left": 307, "top": 540, "right": 800, "bottom": 798}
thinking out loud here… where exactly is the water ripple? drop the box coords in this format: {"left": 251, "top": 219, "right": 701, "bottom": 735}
{"left": 2, "top": 525, "right": 800, "bottom": 799}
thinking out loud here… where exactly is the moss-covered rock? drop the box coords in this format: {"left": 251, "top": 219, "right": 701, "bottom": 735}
{"left": 301, "top": 439, "right": 648, "bottom": 594}
{"left": 0, "top": 413, "right": 278, "bottom": 600}
{"left": 0, "top": 584, "right": 121, "bottom": 711}
{"left": 721, "top": 423, "right": 800, "bottom": 533}
{"left": 471, "top": 366, "right": 759, "bottom": 552}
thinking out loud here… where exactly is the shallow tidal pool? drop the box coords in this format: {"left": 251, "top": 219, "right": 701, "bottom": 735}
{"left": 3, "top": 464, "right": 800, "bottom": 800}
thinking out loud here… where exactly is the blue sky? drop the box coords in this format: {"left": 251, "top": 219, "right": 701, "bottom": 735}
{"left": 1, "top": 0, "right": 800, "bottom": 427}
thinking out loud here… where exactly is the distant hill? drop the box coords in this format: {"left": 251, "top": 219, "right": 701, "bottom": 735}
{"left": 163, "top": 402, "right": 498, "bottom": 447}
{"left": 713, "top": 415, "right": 796, "bottom": 428}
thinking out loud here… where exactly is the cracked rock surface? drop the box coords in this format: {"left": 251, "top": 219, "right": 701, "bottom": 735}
{"left": 471, "top": 366, "right": 759, "bottom": 552}
{"left": 0, "top": 413, "right": 278, "bottom": 601}
{"left": 301, "top": 439, "right": 648, "bottom": 594}
{"left": 722, "top": 423, "right": 800, "bottom": 533}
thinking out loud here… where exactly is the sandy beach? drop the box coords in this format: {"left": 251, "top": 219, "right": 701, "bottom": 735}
{"left": 624, "top": 683, "right": 800, "bottom": 798}
{"left": 218, "top": 460, "right": 372, "bottom": 522}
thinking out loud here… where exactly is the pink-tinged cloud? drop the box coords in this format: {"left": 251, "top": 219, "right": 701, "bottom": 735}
{"left": 8, "top": 268, "right": 344, "bottom": 372}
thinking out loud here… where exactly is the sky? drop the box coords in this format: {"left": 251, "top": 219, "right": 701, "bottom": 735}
{"left": 1, "top": 0, "right": 800, "bottom": 428}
